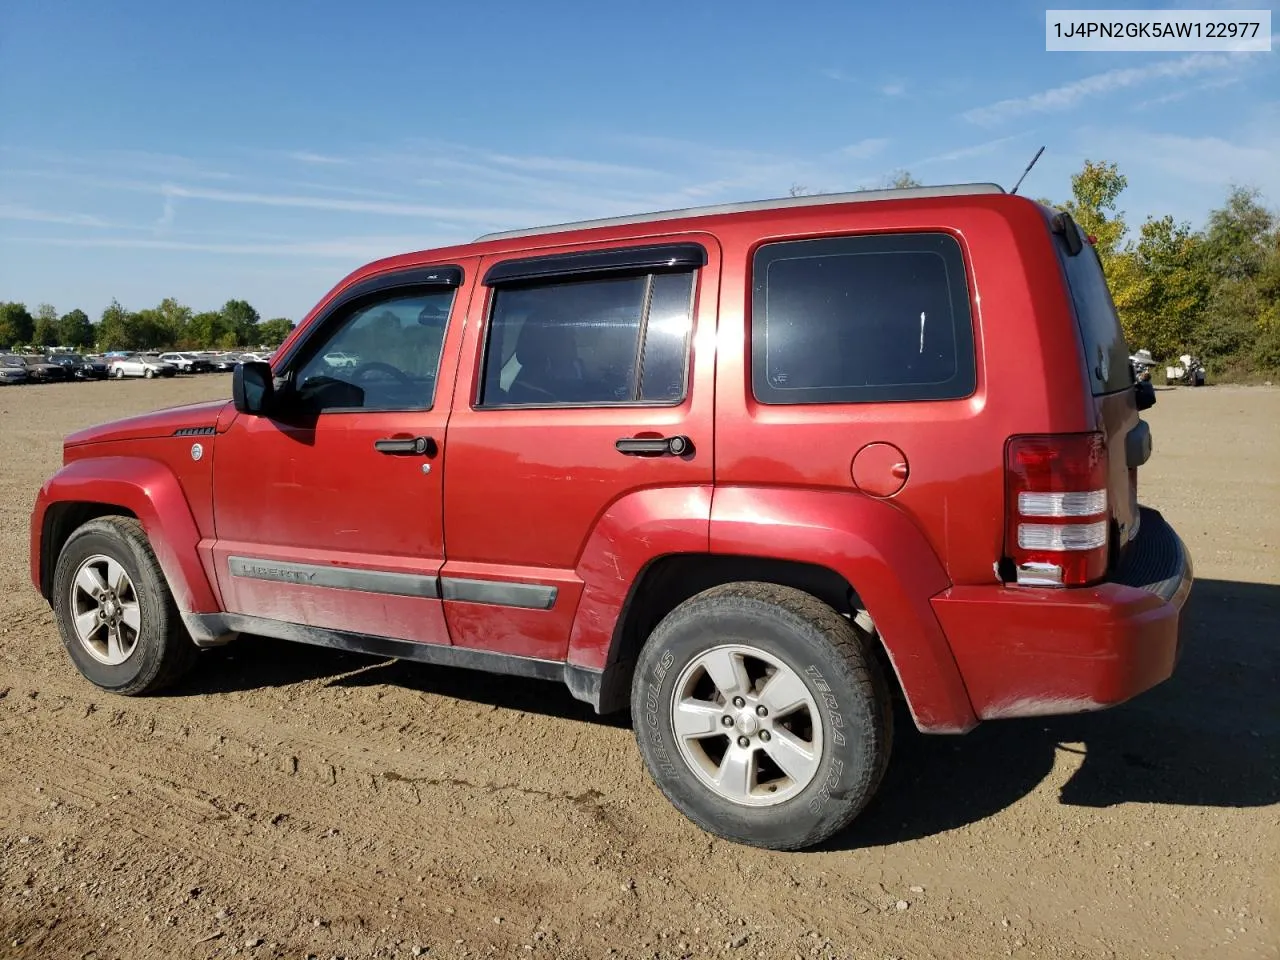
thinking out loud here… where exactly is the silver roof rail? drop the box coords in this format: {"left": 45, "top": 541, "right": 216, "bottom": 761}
{"left": 474, "top": 182, "right": 1006, "bottom": 243}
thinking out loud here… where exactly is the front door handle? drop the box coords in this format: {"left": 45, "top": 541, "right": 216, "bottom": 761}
{"left": 615, "top": 435, "right": 693, "bottom": 457}
{"left": 375, "top": 435, "right": 437, "bottom": 456}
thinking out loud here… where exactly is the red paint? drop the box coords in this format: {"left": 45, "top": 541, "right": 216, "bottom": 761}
{"left": 933, "top": 575, "right": 1191, "bottom": 719}
{"left": 709, "top": 485, "right": 975, "bottom": 732}
{"left": 31, "top": 456, "right": 221, "bottom": 614}
{"left": 30, "top": 189, "right": 1192, "bottom": 737}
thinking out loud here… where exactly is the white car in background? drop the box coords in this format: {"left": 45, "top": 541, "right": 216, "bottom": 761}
{"left": 321, "top": 350, "right": 358, "bottom": 368}
{"left": 108, "top": 355, "right": 178, "bottom": 379}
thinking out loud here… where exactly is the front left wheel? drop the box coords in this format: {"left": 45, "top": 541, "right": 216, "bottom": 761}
{"left": 51, "top": 516, "right": 198, "bottom": 695}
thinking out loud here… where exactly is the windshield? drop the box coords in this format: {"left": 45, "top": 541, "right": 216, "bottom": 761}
{"left": 60, "top": 355, "right": 85, "bottom": 363}
{"left": 1, "top": 356, "right": 25, "bottom": 367}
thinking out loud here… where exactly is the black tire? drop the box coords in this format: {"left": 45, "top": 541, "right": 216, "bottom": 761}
{"left": 631, "top": 582, "right": 893, "bottom": 850}
{"left": 51, "top": 516, "right": 198, "bottom": 695}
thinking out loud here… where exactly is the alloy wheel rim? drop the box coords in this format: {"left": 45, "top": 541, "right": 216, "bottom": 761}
{"left": 69, "top": 554, "right": 142, "bottom": 665}
{"left": 670, "top": 644, "right": 823, "bottom": 807}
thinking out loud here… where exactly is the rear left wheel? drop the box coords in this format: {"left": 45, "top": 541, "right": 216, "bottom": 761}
{"left": 632, "top": 582, "right": 892, "bottom": 850}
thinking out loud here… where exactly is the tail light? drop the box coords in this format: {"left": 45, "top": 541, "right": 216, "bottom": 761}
{"left": 1005, "top": 433, "right": 1109, "bottom": 586}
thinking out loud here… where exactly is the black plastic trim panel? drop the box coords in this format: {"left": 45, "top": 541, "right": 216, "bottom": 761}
{"left": 186, "top": 613, "right": 605, "bottom": 708}
{"left": 227, "top": 556, "right": 440, "bottom": 598}
{"left": 173, "top": 426, "right": 217, "bottom": 437}
{"left": 1112, "top": 507, "right": 1191, "bottom": 603}
{"left": 441, "top": 577, "right": 558, "bottom": 610}
{"left": 483, "top": 243, "right": 707, "bottom": 287}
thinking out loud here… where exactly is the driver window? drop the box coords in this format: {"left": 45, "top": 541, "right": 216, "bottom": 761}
{"left": 292, "top": 288, "right": 454, "bottom": 412}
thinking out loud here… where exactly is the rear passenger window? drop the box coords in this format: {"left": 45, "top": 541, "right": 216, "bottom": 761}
{"left": 479, "top": 271, "right": 695, "bottom": 407}
{"left": 751, "top": 233, "right": 976, "bottom": 404}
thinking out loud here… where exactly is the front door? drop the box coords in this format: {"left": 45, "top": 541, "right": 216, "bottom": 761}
{"left": 210, "top": 261, "right": 475, "bottom": 644}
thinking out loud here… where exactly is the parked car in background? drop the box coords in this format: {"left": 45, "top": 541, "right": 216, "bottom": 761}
{"left": 319, "top": 349, "right": 357, "bottom": 368}
{"left": 49, "top": 353, "right": 110, "bottom": 380}
{"left": 18, "top": 355, "right": 70, "bottom": 383}
{"left": 210, "top": 352, "right": 243, "bottom": 371}
{"left": 158, "top": 352, "right": 214, "bottom": 374}
{"left": 0, "top": 355, "right": 30, "bottom": 385}
{"left": 108, "top": 354, "right": 178, "bottom": 379}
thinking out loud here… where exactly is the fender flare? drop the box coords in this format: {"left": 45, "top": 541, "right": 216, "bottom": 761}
{"left": 566, "top": 484, "right": 978, "bottom": 734}
{"left": 31, "top": 456, "right": 221, "bottom": 622}
{"left": 707, "top": 486, "right": 976, "bottom": 732}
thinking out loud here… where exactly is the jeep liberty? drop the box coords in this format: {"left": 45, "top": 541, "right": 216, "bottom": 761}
{"left": 30, "top": 183, "right": 1192, "bottom": 850}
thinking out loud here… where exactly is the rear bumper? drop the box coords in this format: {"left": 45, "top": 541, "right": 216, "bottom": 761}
{"left": 933, "top": 507, "right": 1193, "bottom": 720}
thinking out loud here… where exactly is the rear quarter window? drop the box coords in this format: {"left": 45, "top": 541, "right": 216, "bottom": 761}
{"left": 751, "top": 232, "right": 976, "bottom": 404}
{"left": 1057, "top": 240, "right": 1133, "bottom": 395}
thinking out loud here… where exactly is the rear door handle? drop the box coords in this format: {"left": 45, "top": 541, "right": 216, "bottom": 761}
{"left": 375, "top": 436, "right": 437, "bottom": 456}
{"left": 615, "top": 435, "right": 693, "bottom": 457}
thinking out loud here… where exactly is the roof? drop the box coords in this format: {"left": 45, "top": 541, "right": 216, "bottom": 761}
{"left": 473, "top": 182, "right": 1007, "bottom": 243}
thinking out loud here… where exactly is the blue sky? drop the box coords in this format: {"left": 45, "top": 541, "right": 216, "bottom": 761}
{"left": 1, "top": 0, "right": 1276, "bottom": 321}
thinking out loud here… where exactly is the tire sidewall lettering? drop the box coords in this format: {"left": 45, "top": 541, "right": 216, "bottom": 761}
{"left": 804, "top": 664, "right": 848, "bottom": 813}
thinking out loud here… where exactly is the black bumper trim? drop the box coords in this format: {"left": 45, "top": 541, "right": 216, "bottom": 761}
{"left": 1113, "top": 506, "right": 1192, "bottom": 604}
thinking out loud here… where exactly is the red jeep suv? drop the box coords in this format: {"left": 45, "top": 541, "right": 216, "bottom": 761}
{"left": 30, "top": 184, "right": 1192, "bottom": 850}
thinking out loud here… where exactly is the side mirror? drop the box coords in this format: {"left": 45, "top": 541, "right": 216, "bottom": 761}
{"left": 233, "top": 361, "right": 275, "bottom": 415}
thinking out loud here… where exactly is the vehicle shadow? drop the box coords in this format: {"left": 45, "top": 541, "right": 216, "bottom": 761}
{"left": 828, "top": 577, "right": 1280, "bottom": 849}
{"left": 173, "top": 636, "right": 626, "bottom": 727}
{"left": 173, "top": 578, "right": 1278, "bottom": 844}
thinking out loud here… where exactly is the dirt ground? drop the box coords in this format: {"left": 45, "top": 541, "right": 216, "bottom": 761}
{"left": 1, "top": 377, "right": 1276, "bottom": 960}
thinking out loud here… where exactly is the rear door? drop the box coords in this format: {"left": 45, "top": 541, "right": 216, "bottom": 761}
{"left": 1055, "top": 229, "right": 1144, "bottom": 550}
{"left": 440, "top": 236, "right": 720, "bottom": 660}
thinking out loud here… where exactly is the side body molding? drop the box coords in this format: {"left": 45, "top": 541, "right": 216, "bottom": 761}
{"left": 709, "top": 486, "right": 978, "bottom": 734}
{"left": 31, "top": 456, "right": 221, "bottom": 625}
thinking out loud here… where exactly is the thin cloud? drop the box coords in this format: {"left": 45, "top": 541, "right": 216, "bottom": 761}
{"left": 841, "top": 138, "right": 891, "bottom": 160}
{"left": 911, "top": 135, "right": 1023, "bottom": 167}
{"left": 154, "top": 194, "right": 177, "bottom": 232}
{"left": 481, "top": 152, "right": 660, "bottom": 179}
{"left": 0, "top": 203, "right": 111, "bottom": 228}
{"left": 880, "top": 81, "right": 907, "bottom": 97}
{"left": 963, "top": 52, "right": 1244, "bottom": 125}
{"left": 822, "top": 67, "right": 854, "bottom": 83}
{"left": 287, "top": 151, "right": 352, "bottom": 166}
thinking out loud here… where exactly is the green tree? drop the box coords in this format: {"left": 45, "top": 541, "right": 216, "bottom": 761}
{"left": 186, "top": 310, "right": 235, "bottom": 348}
{"left": 0, "top": 302, "right": 34, "bottom": 348}
{"left": 156, "top": 297, "right": 193, "bottom": 346}
{"left": 883, "top": 170, "right": 922, "bottom": 189}
{"left": 1194, "top": 187, "right": 1278, "bottom": 370}
{"left": 1118, "top": 216, "right": 1209, "bottom": 359}
{"left": 222, "top": 299, "right": 261, "bottom": 346}
{"left": 1062, "top": 160, "right": 1128, "bottom": 265}
{"left": 98, "top": 299, "right": 140, "bottom": 351}
{"left": 257, "top": 317, "right": 295, "bottom": 345}
{"left": 33, "top": 303, "right": 60, "bottom": 347}
{"left": 57, "top": 309, "right": 94, "bottom": 350}
{"left": 131, "top": 308, "right": 172, "bottom": 349}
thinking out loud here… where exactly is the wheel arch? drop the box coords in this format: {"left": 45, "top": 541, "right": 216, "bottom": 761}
{"left": 571, "top": 484, "right": 980, "bottom": 734}
{"left": 31, "top": 457, "right": 221, "bottom": 620}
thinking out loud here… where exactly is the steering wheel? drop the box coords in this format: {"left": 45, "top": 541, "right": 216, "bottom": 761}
{"left": 350, "top": 361, "right": 417, "bottom": 388}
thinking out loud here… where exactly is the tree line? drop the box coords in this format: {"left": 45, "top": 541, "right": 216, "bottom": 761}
{"left": 0, "top": 298, "right": 296, "bottom": 353}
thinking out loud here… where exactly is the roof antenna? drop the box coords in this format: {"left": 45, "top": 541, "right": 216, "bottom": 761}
{"left": 1009, "top": 145, "right": 1045, "bottom": 196}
